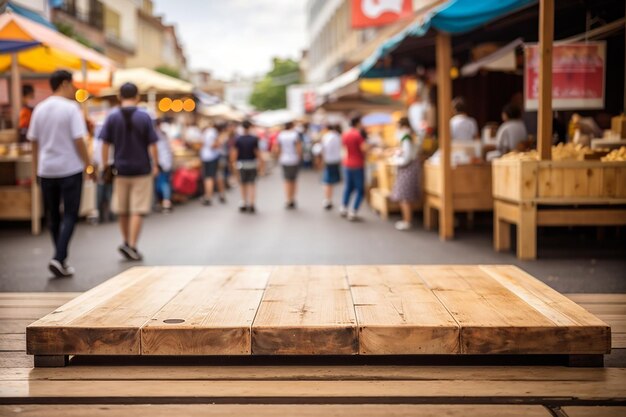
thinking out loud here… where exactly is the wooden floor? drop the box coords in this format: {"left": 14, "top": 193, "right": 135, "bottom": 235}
{"left": 1, "top": 291, "right": 625, "bottom": 415}
{"left": 25, "top": 265, "right": 611, "bottom": 360}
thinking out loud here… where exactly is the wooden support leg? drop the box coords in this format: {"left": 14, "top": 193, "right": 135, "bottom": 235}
{"left": 34, "top": 355, "right": 69, "bottom": 367}
{"left": 517, "top": 202, "right": 537, "bottom": 260}
{"left": 467, "top": 211, "right": 475, "bottom": 230}
{"left": 423, "top": 201, "right": 433, "bottom": 230}
{"left": 568, "top": 354, "right": 604, "bottom": 367}
{"left": 494, "top": 209, "right": 511, "bottom": 252}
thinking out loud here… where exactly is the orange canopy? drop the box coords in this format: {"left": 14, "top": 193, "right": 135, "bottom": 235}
{"left": 0, "top": 12, "right": 114, "bottom": 72}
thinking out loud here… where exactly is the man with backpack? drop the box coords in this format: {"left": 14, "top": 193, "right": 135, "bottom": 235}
{"left": 100, "top": 83, "right": 159, "bottom": 261}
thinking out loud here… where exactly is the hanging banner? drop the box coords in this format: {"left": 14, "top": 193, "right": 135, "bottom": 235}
{"left": 524, "top": 42, "right": 606, "bottom": 110}
{"left": 352, "top": 0, "right": 413, "bottom": 28}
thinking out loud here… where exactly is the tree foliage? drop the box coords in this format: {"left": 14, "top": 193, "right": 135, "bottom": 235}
{"left": 154, "top": 66, "right": 183, "bottom": 80}
{"left": 249, "top": 58, "right": 300, "bottom": 110}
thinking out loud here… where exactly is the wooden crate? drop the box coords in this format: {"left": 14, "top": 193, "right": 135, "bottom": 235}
{"left": 492, "top": 159, "right": 626, "bottom": 203}
{"left": 423, "top": 162, "right": 493, "bottom": 230}
{"left": 376, "top": 160, "right": 396, "bottom": 193}
{"left": 369, "top": 187, "right": 421, "bottom": 220}
{"left": 0, "top": 186, "right": 32, "bottom": 220}
{"left": 492, "top": 159, "right": 626, "bottom": 260}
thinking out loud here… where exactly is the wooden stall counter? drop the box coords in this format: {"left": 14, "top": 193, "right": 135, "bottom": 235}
{"left": 492, "top": 158, "right": 626, "bottom": 260}
{"left": 423, "top": 160, "right": 493, "bottom": 230}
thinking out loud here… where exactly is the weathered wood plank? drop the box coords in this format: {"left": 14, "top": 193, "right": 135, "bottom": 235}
{"left": 563, "top": 406, "right": 626, "bottom": 417}
{"left": 252, "top": 266, "right": 357, "bottom": 355}
{"left": 347, "top": 265, "right": 459, "bottom": 354}
{"left": 27, "top": 267, "right": 203, "bottom": 356}
{"left": 480, "top": 266, "right": 611, "bottom": 354}
{"left": 566, "top": 294, "right": 626, "bottom": 304}
{"left": 415, "top": 266, "right": 597, "bottom": 354}
{"left": 0, "top": 351, "right": 32, "bottom": 368}
{"left": 0, "top": 334, "right": 24, "bottom": 351}
{"left": 0, "top": 320, "right": 33, "bottom": 334}
{"left": 141, "top": 266, "right": 270, "bottom": 355}
{"left": 1, "top": 379, "right": 624, "bottom": 402}
{"left": 0, "top": 404, "right": 553, "bottom": 417}
{"left": 2, "top": 366, "right": 624, "bottom": 383}
{"left": 0, "top": 306, "right": 61, "bottom": 320}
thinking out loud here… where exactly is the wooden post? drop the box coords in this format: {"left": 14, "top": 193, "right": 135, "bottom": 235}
{"left": 537, "top": 0, "right": 554, "bottom": 160}
{"left": 10, "top": 53, "right": 21, "bottom": 129}
{"left": 436, "top": 32, "right": 453, "bottom": 240}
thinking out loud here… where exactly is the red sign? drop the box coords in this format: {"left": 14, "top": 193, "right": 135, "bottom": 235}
{"left": 524, "top": 42, "right": 605, "bottom": 110}
{"left": 352, "top": 0, "right": 413, "bottom": 29}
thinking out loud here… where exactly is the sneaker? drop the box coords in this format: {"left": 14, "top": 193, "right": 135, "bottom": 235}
{"left": 339, "top": 206, "right": 348, "bottom": 217}
{"left": 347, "top": 211, "right": 360, "bottom": 222}
{"left": 323, "top": 200, "right": 333, "bottom": 210}
{"left": 285, "top": 201, "right": 296, "bottom": 210}
{"left": 48, "top": 259, "right": 74, "bottom": 277}
{"left": 161, "top": 206, "right": 172, "bottom": 214}
{"left": 239, "top": 203, "right": 248, "bottom": 213}
{"left": 248, "top": 205, "right": 256, "bottom": 214}
{"left": 202, "top": 198, "right": 212, "bottom": 206}
{"left": 395, "top": 221, "right": 412, "bottom": 231}
{"left": 118, "top": 244, "right": 143, "bottom": 261}
{"left": 219, "top": 195, "right": 227, "bottom": 204}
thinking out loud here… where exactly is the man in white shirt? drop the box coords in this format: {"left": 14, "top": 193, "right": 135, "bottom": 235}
{"left": 275, "top": 121, "right": 302, "bottom": 209}
{"left": 496, "top": 103, "right": 528, "bottom": 155}
{"left": 450, "top": 97, "right": 478, "bottom": 141}
{"left": 27, "top": 70, "right": 93, "bottom": 278}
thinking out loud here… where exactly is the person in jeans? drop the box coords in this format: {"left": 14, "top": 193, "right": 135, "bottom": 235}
{"left": 341, "top": 116, "right": 369, "bottom": 221}
{"left": 100, "top": 83, "right": 159, "bottom": 261}
{"left": 27, "top": 70, "right": 93, "bottom": 277}
{"left": 275, "top": 121, "right": 302, "bottom": 209}
{"left": 155, "top": 118, "right": 173, "bottom": 213}
{"left": 320, "top": 124, "right": 342, "bottom": 210}
{"left": 231, "top": 120, "right": 264, "bottom": 213}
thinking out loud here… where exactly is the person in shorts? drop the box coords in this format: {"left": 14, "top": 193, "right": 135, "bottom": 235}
{"left": 320, "top": 124, "right": 342, "bottom": 210}
{"left": 231, "top": 120, "right": 264, "bottom": 213}
{"left": 27, "top": 70, "right": 94, "bottom": 277}
{"left": 100, "top": 83, "right": 159, "bottom": 261}
{"left": 275, "top": 121, "right": 302, "bottom": 209}
{"left": 200, "top": 122, "right": 225, "bottom": 206}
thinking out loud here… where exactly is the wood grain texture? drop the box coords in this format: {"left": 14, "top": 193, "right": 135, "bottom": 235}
{"left": 0, "top": 404, "right": 552, "bottom": 417}
{"left": 142, "top": 266, "right": 270, "bottom": 355}
{"left": 414, "top": 266, "right": 608, "bottom": 354}
{"left": 252, "top": 266, "right": 357, "bottom": 355}
{"left": 1, "top": 379, "right": 624, "bottom": 402}
{"left": 480, "top": 266, "right": 611, "bottom": 354}
{"left": 27, "top": 267, "right": 202, "bottom": 355}
{"left": 347, "top": 265, "right": 459, "bottom": 354}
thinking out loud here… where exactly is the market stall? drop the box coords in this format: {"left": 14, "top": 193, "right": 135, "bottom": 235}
{"left": 0, "top": 11, "right": 114, "bottom": 234}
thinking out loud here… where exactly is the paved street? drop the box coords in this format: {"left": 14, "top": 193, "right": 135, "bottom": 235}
{"left": 1, "top": 169, "right": 625, "bottom": 293}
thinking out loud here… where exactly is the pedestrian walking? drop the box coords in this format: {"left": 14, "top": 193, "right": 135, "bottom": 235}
{"left": 341, "top": 116, "right": 369, "bottom": 221}
{"left": 389, "top": 117, "right": 421, "bottom": 231}
{"left": 27, "top": 70, "right": 93, "bottom": 277}
{"left": 200, "top": 122, "right": 226, "bottom": 205}
{"left": 320, "top": 124, "right": 342, "bottom": 210}
{"left": 100, "top": 82, "right": 159, "bottom": 261}
{"left": 231, "top": 120, "right": 264, "bottom": 213}
{"left": 275, "top": 121, "right": 302, "bottom": 209}
{"left": 155, "top": 118, "right": 173, "bottom": 213}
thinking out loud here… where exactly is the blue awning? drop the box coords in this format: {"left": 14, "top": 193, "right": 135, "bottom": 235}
{"left": 0, "top": 40, "right": 41, "bottom": 54}
{"left": 7, "top": 2, "right": 57, "bottom": 30}
{"left": 360, "top": 0, "right": 537, "bottom": 77}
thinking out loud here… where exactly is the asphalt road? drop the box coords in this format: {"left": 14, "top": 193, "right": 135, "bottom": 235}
{"left": 1, "top": 168, "right": 624, "bottom": 293}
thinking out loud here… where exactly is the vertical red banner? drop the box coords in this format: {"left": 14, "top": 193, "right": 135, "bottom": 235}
{"left": 352, "top": 0, "right": 413, "bottom": 29}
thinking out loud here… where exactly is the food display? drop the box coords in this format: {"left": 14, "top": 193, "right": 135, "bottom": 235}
{"left": 601, "top": 146, "right": 626, "bottom": 162}
{"left": 501, "top": 143, "right": 614, "bottom": 161}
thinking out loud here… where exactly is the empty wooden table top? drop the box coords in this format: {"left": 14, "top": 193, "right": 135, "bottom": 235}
{"left": 26, "top": 265, "right": 611, "bottom": 358}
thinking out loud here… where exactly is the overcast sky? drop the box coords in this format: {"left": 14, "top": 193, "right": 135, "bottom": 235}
{"left": 153, "top": 0, "right": 307, "bottom": 80}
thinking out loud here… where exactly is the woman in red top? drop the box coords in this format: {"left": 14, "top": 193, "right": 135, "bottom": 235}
{"left": 341, "top": 116, "right": 369, "bottom": 221}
